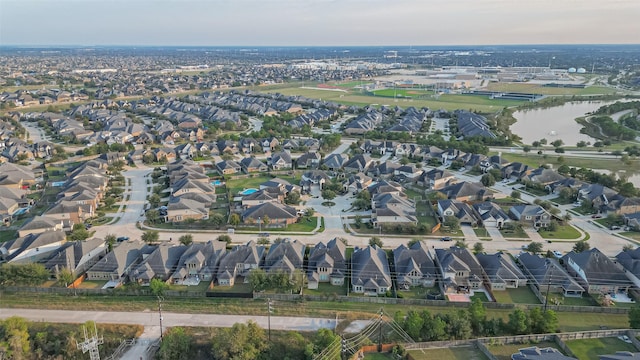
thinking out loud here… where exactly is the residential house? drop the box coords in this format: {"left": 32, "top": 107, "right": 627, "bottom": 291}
{"left": 417, "top": 168, "right": 456, "bottom": 190}
{"left": 517, "top": 253, "right": 584, "bottom": 297}
{"left": 509, "top": 205, "right": 551, "bottom": 229}
{"left": 0, "top": 230, "right": 67, "bottom": 264}
{"left": 368, "top": 161, "right": 401, "bottom": 179}
{"left": 434, "top": 246, "right": 487, "bottom": 296}
{"left": 296, "top": 152, "right": 322, "bottom": 169}
{"left": 17, "top": 216, "right": 63, "bottom": 237}
{"left": 599, "top": 352, "right": 640, "bottom": 360}
{"left": 270, "top": 151, "right": 292, "bottom": 170}
{"left": 351, "top": 245, "right": 392, "bottom": 295}
{"left": 371, "top": 192, "right": 417, "bottom": 227}
{"left": 44, "top": 237, "right": 107, "bottom": 278}
{"left": 216, "top": 160, "right": 241, "bottom": 175}
{"left": 511, "top": 347, "right": 577, "bottom": 360}
{"left": 393, "top": 241, "right": 438, "bottom": 289}
{"left": 130, "top": 243, "right": 187, "bottom": 285}
{"left": 476, "top": 252, "right": 527, "bottom": 291}
{"left": 241, "top": 189, "right": 282, "bottom": 208}
{"left": 307, "top": 238, "right": 347, "bottom": 289}
{"left": 240, "top": 157, "right": 268, "bottom": 173}
{"left": 241, "top": 202, "right": 298, "bottom": 227}
{"left": 393, "top": 164, "right": 423, "bottom": 182}
{"left": 343, "top": 154, "right": 373, "bottom": 173}
{"left": 165, "top": 197, "right": 209, "bottom": 223}
{"left": 263, "top": 238, "right": 305, "bottom": 275}
{"left": 501, "top": 162, "right": 529, "bottom": 180}
{"left": 562, "top": 248, "right": 632, "bottom": 295}
{"left": 85, "top": 241, "right": 153, "bottom": 286}
{"left": 0, "top": 162, "right": 36, "bottom": 189}
{"left": 473, "top": 202, "right": 510, "bottom": 228}
{"left": 301, "top": 170, "right": 331, "bottom": 191}
{"left": 438, "top": 181, "right": 491, "bottom": 202}
{"left": 578, "top": 183, "right": 618, "bottom": 213}
{"left": 344, "top": 172, "right": 373, "bottom": 194}
{"left": 521, "top": 168, "right": 566, "bottom": 186}
{"left": 616, "top": 247, "right": 640, "bottom": 289}
{"left": 437, "top": 199, "right": 480, "bottom": 226}
{"left": 216, "top": 241, "right": 266, "bottom": 286}
{"left": 322, "top": 154, "right": 349, "bottom": 171}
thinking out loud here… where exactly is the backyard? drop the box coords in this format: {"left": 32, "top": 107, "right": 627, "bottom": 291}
{"left": 225, "top": 174, "right": 298, "bottom": 196}
{"left": 303, "top": 282, "right": 347, "bottom": 297}
{"left": 486, "top": 341, "right": 564, "bottom": 360}
{"left": 407, "top": 346, "right": 489, "bottom": 360}
{"left": 397, "top": 286, "right": 442, "bottom": 300}
{"left": 491, "top": 287, "right": 540, "bottom": 304}
{"left": 565, "top": 337, "right": 637, "bottom": 359}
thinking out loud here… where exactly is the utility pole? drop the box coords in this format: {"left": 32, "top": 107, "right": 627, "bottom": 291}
{"left": 76, "top": 322, "right": 103, "bottom": 360}
{"left": 543, "top": 277, "right": 551, "bottom": 311}
{"left": 377, "top": 308, "right": 383, "bottom": 352}
{"left": 158, "top": 296, "right": 164, "bottom": 341}
{"left": 267, "top": 298, "right": 273, "bottom": 341}
{"left": 341, "top": 335, "right": 347, "bottom": 360}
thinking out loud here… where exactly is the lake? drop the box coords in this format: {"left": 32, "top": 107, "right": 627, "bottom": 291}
{"left": 512, "top": 100, "right": 625, "bottom": 145}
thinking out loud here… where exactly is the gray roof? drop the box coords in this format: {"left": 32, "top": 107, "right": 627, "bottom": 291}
{"left": 87, "top": 241, "right": 152, "bottom": 278}
{"left": 308, "top": 238, "right": 346, "bottom": 278}
{"left": 264, "top": 239, "right": 306, "bottom": 273}
{"left": 517, "top": 253, "right": 584, "bottom": 292}
{"left": 217, "top": 241, "right": 266, "bottom": 278}
{"left": 44, "top": 237, "right": 105, "bottom": 273}
{"left": 599, "top": 352, "right": 640, "bottom": 360}
{"left": 0, "top": 230, "right": 66, "bottom": 261}
{"left": 435, "top": 246, "right": 484, "bottom": 280}
{"left": 351, "top": 245, "right": 391, "bottom": 288}
{"left": 511, "top": 347, "right": 577, "bottom": 360}
{"left": 393, "top": 241, "right": 437, "bottom": 284}
{"left": 476, "top": 252, "right": 527, "bottom": 285}
{"left": 241, "top": 202, "right": 298, "bottom": 220}
{"left": 131, "top": 243, "right": 187, "bottom": 281}
{"left": 562, "top": 248, "right": 631, "bottom": 287}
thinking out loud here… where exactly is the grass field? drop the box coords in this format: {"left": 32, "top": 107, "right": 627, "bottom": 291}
{"left": 487, "top": 341, "right": 563, "bottom": 360}
{"left": 492, "top": 287, "right": 540, "bottom": 304}
{"left": 565, "top": 337, "right": 637, "bottom": 359}
{"left": 484, "top": 83, "right": 618, "bottom": 96}
{"left": 407, "top": 346, "right": 489, "bottom": 360}
{"left": 538, "top": 225, "right": 582, "bottom": 240}
{"left": 363, "top": 353, "right": 393, "bottom": 360}
{"left": 272, "top": 86, "right": 520, "bottom": 112}
{"left": 371, "top": 88, "right": 434, "bottom": 98}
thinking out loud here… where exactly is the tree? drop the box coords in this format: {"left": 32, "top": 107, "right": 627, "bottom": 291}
{"left": 403, "top": 311, "right": 424, "bottom": 340}
{"left": 369, "top": 236, "right": 383, "bottom": 248}
{"left": 629, "top": 306, "right": 640, "bottom": 328}
{"left": 141, "top": 230, "right": 159, "bottom": 245}
{"left": 146, "top": 209, "right": 160, "bottom": 224}
{"left": 104, "top": 234, "right": 116, "bottom": 252}
{"left": 158, "top": 327, "right": 191, "bottom": 360}
{"left": 480, "top": 173, "right": 496, "bottom": 187}
{"left": 209, "top": 213, "right": 226, "bottom": 228}
{"left": 56, "top": 268, "right": 74, "bottom": 287}
{"left": 69, "top": 223, "right": 90, "bottom": 241}
{"left": 522, "top": 145, "right": 531, "bottom": 155}
{"left": 508, "top": 309, "right": 529, "bottom": 335}
{"left": 217, "top": 234, "right": 232, "bottom": 244}
{"left": 526, "top": 242, "right": 544, "bottom": 254}
{"left": 284, "top": 191, "right": 300, "bottom": 205}
{"left": 1, "top": 316, "right": 31, "bottom": 358}
{"left": 261, "top": 215, "right": 270, "bottom": 228}
{"left": 443, "top": 216, "right": 460, "bottom": 232}
{"left": 247, "top": 268, "right": 269, "bottom": 292}
{"left": 306, "top": 208, "right": 315, "bottom": 217}
{"left": 550, "top": 139, "right": 564, "bottom": 148}
{"left": 211, "top": 321, "right": 267, "bottom": 360}
{"left": 103, "top": 196, "right": 116, "bottom": 208}
{"left": 150, "top": 278, "right": 169, "bottom": 296}
{"left": 321, "top": 189, "right": 336, "bottom": 200}
{"left": 229, "top": 213, "right": 241, "bottom": 226}
{"left": 623, "top": 244, "right": 635, "bottom": 252}
{"left": 468, "top": 298, "right": 487, "bottom": 335}
{"left": 455, "top": 239, "right": 467, "bottom": 249}
{"left": 149, "top": 193, "right": 161, "bottom": 208}
{"left": 353, "top": 214, "right": 363, "bottom": 228}
{"left": 473, "top": 242, "right": 484, "bottom": 254}
{"left": 576, "top": 141, "right": 588, "bottom": 148}
{"left": 573, "top": 240, "right": 590, "bottom": 253}
{"left": 511, "top": 190, "right": 521, "bottom": 199}
{"left": 178, "top": 234, "right": 193, "bottom": 246}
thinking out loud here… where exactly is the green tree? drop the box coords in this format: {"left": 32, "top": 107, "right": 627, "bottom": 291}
{"left": 526, "top": 242, "right": 544, "bottom": 254}
{"left": 522, "top": 145, "right": 531, "bottom": 155}
{"left": 629, "top": 306, "right": 640, "bottom": 328}
{"left": 247, "top": 268, "right": 269, "bottom": 292}
{"left": 284, "top": 191, "right": 301, "bottom": 205}
{"left": 158, "top": 327, "right": 191, "bottom": 360}
{"left": 217, "top": 234, "right": 232, "bottom": 244}
{"left": 261, "top": 215, "right": 270, "bottom": 227}
{"left": 69, "top": 223, "right": 90, "bottom": 241}
{"left": 141, "top": 230, "right": 159, "bottom": 245}
{"left": 321, "top": 189, "right": 336, "bottom": 200}
{"left": 353, "top": 215, "right": 363, "bottom": 228}
{"left": 480, "top": 173, "right": 496, "bottom": 187}
{"left": 403, "top": 310, "right": 424, "bottom": 340}
{"left": 211, "top": 321, "right": 267, "bottom": 360}
{"left": 508, "top": 309, "right": 529, "bottom": 335}
{"left": 369, "top": 236, "right": 383, "bottom": 248}
{"left": 1, "top": 316, "right": 31, "bottom": 358}
{"left": 104, "top": 234, "right": 116, "bottom": 252}
{"left": 443, "top": 216, "right": 460, "bottom": 232}
{"left": 149, "top": 193, "right": 161, "bottom": 208}
{"left": 511, "top": 190, "right": 521, "bottom": 199}
{"left": 178, "top": 234, "right": 193, "bottom": 246}
{"left": 150, "top": 278, "right": 169, "bottom": 296}
{"left": 229, "top": 213, "right": 241, "bottom": 227}
{"left": 103, "top": 196, "right": 116, "bottom": 208}
{"left": 56, "top": 268, "right": 74, "bottom": 287}
{"left": 455, "top": 239, "right": 467, "bottom": 249}
{"left": 146, "top": 209, "right": 160, "bottom": 224}
{"left": 473, "top": 242, "right": 484, "bottom": 254}
{"left": 306, "top": 208, "right": 315, "bottom": 217}
{"left": 572, "top": 240, "right": 590, "bottom": 253}
{"left": 468, "top": 298, "right": 487, "bottom": 335}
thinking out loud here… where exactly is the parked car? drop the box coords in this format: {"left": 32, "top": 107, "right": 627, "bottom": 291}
{"left": 116, "top": 236, "right": 129, "bottom": 242}
{"left": 553, "top": 251, "right": 562, "bottom": 258}
{"left": 610, "top": 225, "right": 621, "bottom": 230}
{"left": 441, "top": 237, "right": 452, "bottom": 241}
{"left": 258, "top": 232, "right": 270, "bottom": 237}
{"left": 591, "top": 214, "right": 602, "bottom": 219}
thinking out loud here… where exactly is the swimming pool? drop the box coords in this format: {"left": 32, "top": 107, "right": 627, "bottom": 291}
{"left": 239, "top": 188, "right": 259, "bottom": 196}
{"left": 211, "top": 180, "right": 223, "bottom": 187}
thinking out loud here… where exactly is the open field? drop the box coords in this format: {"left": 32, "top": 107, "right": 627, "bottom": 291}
{"left": 407, "top": 346, "right": 489, "bottom": 360}
{"left": 565, "top": 337, "right": 637, "bottom": 359}
{"left": 487, "top": 341, "right": 563, "bottom": 360}
{"left": 484, "top": 83, "right": 619, "bottom": 96}
{"left": 271, "top": 86, "right": 520, "bottom": 112}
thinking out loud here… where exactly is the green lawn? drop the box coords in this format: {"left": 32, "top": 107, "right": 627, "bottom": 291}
{"left": 538, "top": 225, "right": 581, "bottom": 240}
{"left": 226, "top": 175, "right": 275, "bottom": 195}
{"left": 620, "top": 231, "right": 640, "bottom": 241}
{"left": 169, "top": 281, "right": 212, "bottom": 292}
{"left": 286, "top": 216, "right": 319, "bottom": 232}
{"left": 208, "top": 282, "right": 252, "bottom": 294}
{"left": 492, "top": 287, "right": 540, "bottom": 304}
{"left": 77, "top": 280, "right": 107, "bottom": 289}
{"left": 473, "top": 227, "right": 491, "bottom": 238}
{"left": 565, "top": 337, "right": 637, "bottom": 360}
{"left": 398, "top": 286, "right": 441, "bottom": 300}
{"left": 500, "top": 227, "right": 529, "bottom": 239}
{"left": 549, "top": 196, "right": 575, "bottom": 205}
{"left": 470, "top": 292, "right": 490, "bottom": 302}
{"left": 408, "top": 346, "right": 489, "bottom": 360}
{"left": 0, "top": 230, "right": 17, "bottom": 243}
{"left": 487, "top": 341, "right": 563, "bottom": 360}
{"left": 303, "top": 282, "right": 347, "bottom": 297}
{"left": 558, "top": 294, "right": 598, "bottom": 307}
{"left": 371, "top": 88, "right": 434, "bottom": 98}
{"left": 363, "top": 353, "right": 393, "bottom": 360}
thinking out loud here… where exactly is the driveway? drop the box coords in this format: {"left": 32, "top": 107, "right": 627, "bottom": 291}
{"left": 116, "top": 167, "right": 153, "bottom": 226}
{"left": 460, "top": 225, "right": 479, "bottom": 241}
{"left": 485, "top": 226, "right": 505, "bottom": 241}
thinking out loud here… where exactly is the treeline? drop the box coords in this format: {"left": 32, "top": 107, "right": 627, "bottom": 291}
{"left": 0, "top": 317, "right": 141, "bottom": 360}
{"left": 594, "top": 100, "right": 640, "bottom": 115}
{"left": 395, "top": 298, "right": 558, "bottom": 342}
{"left": 158, "top": 323, "right": 341, "bottom": 360}
{"left": 590, "top": 115, "right": 636, "bottom": 140}
{"left": 556, "top": 165, "right": 639, "bottom": 197}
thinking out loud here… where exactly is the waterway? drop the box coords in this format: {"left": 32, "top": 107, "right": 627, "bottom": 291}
{"left": 512, "top": 100, "right": 625, "bottom": 145}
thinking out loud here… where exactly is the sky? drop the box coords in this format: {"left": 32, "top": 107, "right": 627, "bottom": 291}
{"left": 1, "top": 0, "right": 638, "bottom": 46}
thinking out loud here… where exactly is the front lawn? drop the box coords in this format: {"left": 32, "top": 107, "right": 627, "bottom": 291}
{"left": 565, "top": 337, "right": 637, "bottom": 359}
{"left": 492, "top": 287, "right": 540, "bottom": 304}
{"left": 286, "top": 216, "right": 319, "bottom": 232}
{"left": 549, "top": 196, "right": 575, "bottom": 205}
{"left": 538, "top": 225, "right": 581, "bottom": 240}
{"left": 500, "top": 227, "right": 529, "bottom": 239}
{"left": 474, "top": 227, "right": 491, "bottom": 238}
{"left": 620, "top": 231, "right": 640, "bottom": 241}
{"left": 408, "top": 346, "right": 489, "bottom": 360}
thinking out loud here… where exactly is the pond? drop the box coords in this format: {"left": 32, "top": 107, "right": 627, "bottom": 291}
{"left": 511, "top": 100, "right": 627, "bottom": 145}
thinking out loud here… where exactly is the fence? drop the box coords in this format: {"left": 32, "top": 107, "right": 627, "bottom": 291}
{"left": 104, "top": 339, "right": 136, "bottom": 360}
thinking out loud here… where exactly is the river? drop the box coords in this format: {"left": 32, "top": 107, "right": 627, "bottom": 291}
{"left": 511, "top": 100, "right": 626, "bottom": 146}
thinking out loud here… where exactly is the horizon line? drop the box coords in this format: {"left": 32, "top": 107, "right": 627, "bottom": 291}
{"left": 2, "top": 43, "right": 640, "bottom": 48}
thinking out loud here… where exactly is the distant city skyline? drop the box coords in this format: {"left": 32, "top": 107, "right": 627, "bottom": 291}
{"left": 1, "top": 0, "right": 638, "bottom": 46}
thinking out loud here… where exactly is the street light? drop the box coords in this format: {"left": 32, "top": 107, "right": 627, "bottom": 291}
{"left": 258, "top": 216, "right": 262, "bottom": 233}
